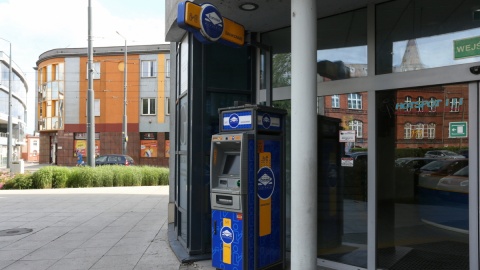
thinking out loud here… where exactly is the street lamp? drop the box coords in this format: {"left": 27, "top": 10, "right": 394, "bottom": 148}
{"left": 0, "top": 38, "right": 12, "bottom": 169}
{"left": 116, "top": 31, "right": 127, "bottom": 155}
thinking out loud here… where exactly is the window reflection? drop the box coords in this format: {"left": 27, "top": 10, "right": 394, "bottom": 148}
{"left": 377, "top": 0, "right": 480, "bottom": 74}
{"left": 263, "top": 8, "right": 367, "bottom": 87}
{"left": 377, "top": 85, "right": 469, "bottom": 269}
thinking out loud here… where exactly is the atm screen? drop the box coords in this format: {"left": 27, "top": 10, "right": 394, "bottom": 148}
{"left": 222, "top": 154, "right": 240, "bottom": 175}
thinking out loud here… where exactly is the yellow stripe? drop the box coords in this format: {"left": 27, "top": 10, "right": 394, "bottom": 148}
{"left": 222, "top": 218, "right": 232, "bottom": 264}
{"left": 259, "top": 153, "right": 272, "bottom": 236}
{"left": 259, "top": 197, "right": 272, "bottom": 236}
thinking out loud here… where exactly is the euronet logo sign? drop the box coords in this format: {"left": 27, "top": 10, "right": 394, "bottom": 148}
{"left": 177, "top": 1, "right": 245, "bottom": 47}
{"left": 200, "top": 4, "right": 223, "bottom": 42}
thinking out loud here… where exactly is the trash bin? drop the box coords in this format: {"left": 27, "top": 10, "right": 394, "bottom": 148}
{"left": 11, "top": 159, "right": 24, "bottom": 174}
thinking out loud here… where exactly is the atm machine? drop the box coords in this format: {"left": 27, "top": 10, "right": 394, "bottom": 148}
{"left": 210, "top": 105, "right": 286, "bottom": 270}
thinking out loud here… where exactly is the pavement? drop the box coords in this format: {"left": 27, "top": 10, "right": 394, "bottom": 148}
{"left": 0, "top": 163, "right": 330, "bottom": 270}
{"left": 0, "top": 184, "right": 216, "bottom": 270}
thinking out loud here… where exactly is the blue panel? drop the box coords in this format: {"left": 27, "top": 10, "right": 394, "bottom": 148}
{"left": 257, "top": 139, "right": 282, "bottom": 268}
{"left": 222, "top": 111, "right": 253, "bottom": 130}
{"left": 212, "top": 210, "right": 244, "bottom": 270}
{"left": 247, "top": 138, "right": 256, "bottom": 270}
{"left": 256, "top": 111, "right": 283, "bottom": 132}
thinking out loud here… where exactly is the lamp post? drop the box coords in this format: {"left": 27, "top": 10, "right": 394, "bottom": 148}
{"left": 116, "top": 31, "right": 127, "bottom": 155}
{"left": 0, "top": 38, "right": 12, "bottom": 169}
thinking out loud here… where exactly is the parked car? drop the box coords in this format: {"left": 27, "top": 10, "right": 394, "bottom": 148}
{"left": 394, "top": 157, "right": 440, "bottom": 201}
{"left": 424, "top": 150, "right": 465, "bottom": 159}
{"left": 95, "top": 154, "right": 135, "bottom": 166}
{"left": 437, "top": 165, "right": 469, "bottom": 193}
{"left": 395, "top": 157, "right": 438, "bottom": 171}
{"left": 417, "top": 159, "right": 468, "bottom": 189}
{"left": 458, "top": 149, "right": 469, "bottom": 158}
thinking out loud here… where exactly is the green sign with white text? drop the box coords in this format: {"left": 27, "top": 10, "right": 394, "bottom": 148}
{"left": 454, "top": 36, "right": 480, "bottom": 59}
{"left": 449, "top": 122, "right": 468, "bottom": 138}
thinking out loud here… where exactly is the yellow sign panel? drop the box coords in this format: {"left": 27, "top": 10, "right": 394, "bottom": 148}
{"left": 223, "top": 18, "right": 245, "bottom": 46}
{"left": 259, "top": 152, "right": 271, "bottom": 168}
{"left": 184, "top": 1, "right": 201, "bottom": 28}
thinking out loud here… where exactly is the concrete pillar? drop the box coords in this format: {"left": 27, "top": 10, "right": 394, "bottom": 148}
{"left": 291, "top": 0, "right": 318, "bottom": 269}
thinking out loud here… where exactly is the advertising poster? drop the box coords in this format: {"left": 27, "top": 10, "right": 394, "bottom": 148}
{"left": 74, "top": 140, "right": 101, "bottom": 157}
{"left": 140, "top": 132, "right": 158, "bottom": 158}
{"left": 74, "top": 133, "right": 101, "bottom": 157}
{"left": 74, "top": 140, "right": 87, "bottom": 157}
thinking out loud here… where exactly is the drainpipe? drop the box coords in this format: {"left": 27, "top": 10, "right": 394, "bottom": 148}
{"left": 291, "top": 0, "right": 317, "bottom": 269}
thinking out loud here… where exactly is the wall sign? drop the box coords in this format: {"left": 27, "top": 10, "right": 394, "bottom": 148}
{"left": 177, "top": 1, "right": 245, "bottom": 47}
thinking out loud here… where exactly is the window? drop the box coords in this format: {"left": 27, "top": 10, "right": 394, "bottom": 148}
{"left": 348, "top": 120, "right": 363, "bottom": 138}
{"left": 87, "top": 62, "right": 101, "bottom": 80}
{"left": 347, "top": 93, "right": 362, "bottom": 109}
{"left": 450, "top": 97, "right": 461, "bottom": 112}
{"left": 53, "top": 63, "right": 64, "bottom": 81}
{"left": 142, "top": 98, "right": 156, "bottom": 115}
{"left": 166, "top": 59, "right": 170, "bottom": 78}
{"left": 47, "top": 65, "right": 52, "bottom": 82}
{"left": 428, "top": 97, "right": 436, "bottom": 112}
{"left": 404, "top": 123, "right": 412, "bottom": 139}
{"left": 414, "top": 123, "right": 424, "bottom": 139}
{"left": 165, "top": 97, "right": 170, "bottom": 115}
{"left": 427, "top": 123, "right": 435, "bottom": 139}
{"left": 405, "top": 96, "right": 412, "bottom": 112}
{"left": 331, "top": 95, "right": 340, "bottom": 108}
{"left": 142, "top": 60, "right": 157, "bottom": 77}
{"left": 417, "top": 96, "right": 424, "bottom": 112}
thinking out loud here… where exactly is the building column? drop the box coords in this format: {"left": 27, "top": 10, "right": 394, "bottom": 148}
{"left": 291, "top": 0, "right": 318, "bottom": 269}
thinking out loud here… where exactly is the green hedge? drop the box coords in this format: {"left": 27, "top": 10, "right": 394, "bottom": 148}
{"left": 1, "top": 166, "right": 169, "bottom": 190}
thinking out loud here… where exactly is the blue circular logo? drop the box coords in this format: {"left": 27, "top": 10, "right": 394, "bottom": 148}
{"left": 228, "top": 113, "right": 240, "bottom": 128}
{"left": 200, "top": 4, "right": 224, "bottom": 42}
{"left": 220, "top": 226, "right": 234, "bottom": 244}
{"left": 262, "top": 114, "right": 271, "bottom": 129}
{"left": 257, "top": 167, "right": 275, "bottom": 200}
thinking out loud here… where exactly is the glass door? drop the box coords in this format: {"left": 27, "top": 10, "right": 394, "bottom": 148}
{"left": 376, "top": 83, "right": 471, "bottom": 269}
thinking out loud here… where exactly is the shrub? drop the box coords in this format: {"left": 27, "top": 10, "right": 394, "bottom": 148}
{"left": 2, "top": 174, "right": 33, "bottom": 189}
{"left": 120, "top": 166, "right": 142, "bottom": 186}
{"left": 4, "top": 165, "right": 169, "bottom": 189}
{"left": 51, "top": 167, "right": 71, "bottom": 188}
{"left": 111, "top": 166, "right": 124, "bottom": 187}
{"left": 96, "top": 166, "right": 114, "bottom": 187}
{"left": 141, "top": 166, "right": 158, "bottom": 186}
{"left": 32, "top": 167, "right": 54, "bottom": 189}
{"left": 157, "top": 167, "right": 169, "bottom": 185}
{"left": 67, "top": 167, "right": 96, "bottom": 187}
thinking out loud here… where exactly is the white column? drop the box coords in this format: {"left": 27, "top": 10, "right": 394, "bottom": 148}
{"left": 291, "top": 0, "right": 318, "bottom": 269}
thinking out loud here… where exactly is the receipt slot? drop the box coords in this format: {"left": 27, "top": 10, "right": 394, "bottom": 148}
{"left": 211, "top": 105, "right": 286, "bottom": 270}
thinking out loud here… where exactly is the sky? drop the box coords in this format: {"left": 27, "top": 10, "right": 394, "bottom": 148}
{"left": 0, "top": 0, "right": 167, "bottom": 134}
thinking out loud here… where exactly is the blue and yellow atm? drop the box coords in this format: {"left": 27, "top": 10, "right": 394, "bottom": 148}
{"left": 210, "top": 105, "right": 286, "bottom": 270}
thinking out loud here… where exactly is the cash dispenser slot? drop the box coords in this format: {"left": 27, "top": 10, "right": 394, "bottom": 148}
{"left": 216, "top": 195, "right": 233, "bottom": 205}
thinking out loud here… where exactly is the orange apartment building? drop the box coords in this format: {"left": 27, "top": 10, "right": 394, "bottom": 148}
{"left": 35, "top": 45, "right": 170, "bottom": 166}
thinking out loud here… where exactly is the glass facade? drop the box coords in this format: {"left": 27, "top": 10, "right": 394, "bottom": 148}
{"left": 38, "top": 63, "right": 64, "bottom": 131}
{"left": 263, "top": 8, "right": 367, "bottom": 88}
{"left": 376, "top": 85, "right": 469, "bottom": 269}
{"left": 258, "top": 0, "right": 478, "bottom": 268}
{"left": 376, "top": 0, "right": 480, "bottom": 74}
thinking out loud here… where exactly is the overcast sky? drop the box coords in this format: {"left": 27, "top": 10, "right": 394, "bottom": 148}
{"left": 0, "top": 0, "right": 167, "bottom": 133}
